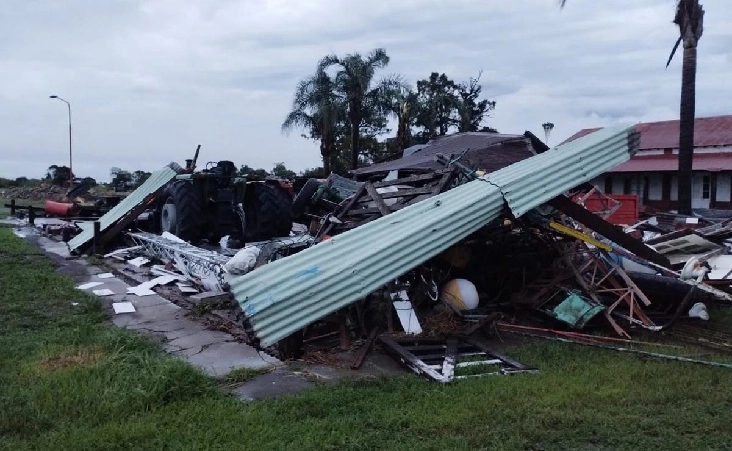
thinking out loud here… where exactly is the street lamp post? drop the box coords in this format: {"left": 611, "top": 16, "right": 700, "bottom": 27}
{"left": 49, "top": 95, "right": 73, "bottom": 188}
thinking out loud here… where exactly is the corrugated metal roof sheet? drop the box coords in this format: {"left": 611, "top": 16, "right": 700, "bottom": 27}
{"left": 609, "top": 153, "right": 732, "bottom": 172}
{"left": 352, "top": 133, "right": 535, "bottom": 176}
{"left": 562, "top": 115, "right": 732, "bottom": 150}
{"left": 231, "top": 125, "right": 637, "bottom": 347}
{"left": 68, "top": 163, "right": 180, "bottom": 253}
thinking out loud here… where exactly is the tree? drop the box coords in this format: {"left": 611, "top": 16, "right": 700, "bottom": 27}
{"left": 414, "top": 73, "right": 460, "bottom": 141}
{"left": 131, "top": 170, "right": 151, "bottom": 188}
{"left": 456, "top": 71, "right": 496, "bottom": 132}
{"left": 381, "top": 82, "right": 418, "bottom": 152}
{"left": 560, "top": 0, "right": 704, "bottom": 214}
{"left": 238, "top": 165, "right": 270, "bottom": 179}
{"left": 282, "top": 68, "right": 344, "bottom": 176}
{"left": 318, "top": 48, "right": 400, "bottom": 170}
{"left": 412, "top": 72, "right": 496, "bottom": 141}
{"left": 668, "top": 0, "right": 704, "bottom": 215}
{"left": 271, "top": 162, "right": 296, "bottom": 180}
{"left": 110, "top": 167, "right": 132, "bottom": 191}
{"left": 300, "top": 167, "right": 324, "bottom": 178}
{"left": 45, "top": 165, "right": 73, "bottom": 186}
{"left": 81, "top": 177, "right": 97, "bottom": 187}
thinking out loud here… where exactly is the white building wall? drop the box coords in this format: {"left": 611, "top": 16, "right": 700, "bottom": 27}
{"left": 671, "top": 175, "right": 678, "bottom": 201}
{"left": 717, "top": 174, "right": 731, "bottom": 202}
{"left": 645, "top": 173, "right": 661, "bottom": 200}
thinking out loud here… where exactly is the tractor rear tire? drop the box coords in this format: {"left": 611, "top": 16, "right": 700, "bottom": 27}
{"left": 160, "top": 180, "right": 203, "bottom": 242}
{"left": 245, "top": 183, "right": 293, "bottom": 242}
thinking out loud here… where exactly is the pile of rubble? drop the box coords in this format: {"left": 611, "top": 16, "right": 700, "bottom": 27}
{"left": 15, "top": 125, "right": 732, "bottom": 383}
{"left": 0, "top": 184, "right": 68, "bottom": 202}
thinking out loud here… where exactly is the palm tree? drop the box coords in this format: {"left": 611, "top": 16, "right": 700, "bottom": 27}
{"left": 668, "top": 0, "right": 704, "bottom": 215}
{"left": 318, "top": 48, "right": 397, "bottom": 170}
{"left": 282, "top": 69, "right": 343, "bottom": 175}
{"left": 561, "top": 0, "right": 704, "bottom": 214}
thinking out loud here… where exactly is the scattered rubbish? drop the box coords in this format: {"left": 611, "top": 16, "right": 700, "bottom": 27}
{"left": 112, "top": 302, "right": 136, "bottom": 314}
{"left": 103, "top": 245, "right": 142, "bottom": 259}
{"left": 537, "top": 289, "right": 605, "bottom": 329}
{"left": 92, "top": 288, "right": 115, "bottom": 296}
{"left": 96, "top": 273, "right": 115, "bottom": 279}
{"left": 127, "top": 256, "right": 151, "bottom": 267}
{"left": 190, "top": 291, "right": 230, "bottom": 305}
{"left": 688, "top": 302, "right": 710, "bottom": 320}
{"left": 71, "top": 302, "right": 79, "bottom": 306}
{"left": 392, "top": 292, "right": 422, "bottom": 335}
{"left": 127, "top": 286, "right": 156, "bottom": 297}
{"left": 127, "top": 275, "right": 177, "bottom": 297}
{"left": 127, "top": 231, "right": 229, "bottom": 291}
{"left": 77, "top": 281, "right": 104, "bottom": 290}
{"left": 224, "top": 246, "right": 261, "bottom": 275}
{"left": 177, "top": 284, "right": 199, "bottom": 294}
{"left": 43, "top": 124, "right": 732, "bottom": 378}
{"left": 232, "top": 125, "right": 641, "bottom": 347}
{"left": 161, "top": 231, "right": 186, "bottom": 244}
{"left": 379, "top": 336, "right": 537, "bottom": 383}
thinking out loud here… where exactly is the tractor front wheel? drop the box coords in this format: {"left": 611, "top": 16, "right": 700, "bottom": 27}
{"left": 160, "top": 180, "right": 202, "bottom": 242}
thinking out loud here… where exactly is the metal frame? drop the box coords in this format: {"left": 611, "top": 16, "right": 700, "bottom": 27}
{"left": 379, "top": 335, "right": 537, "bottom": 383}
{"left": 127, "top": 232, "right": 231, "bottom": 290}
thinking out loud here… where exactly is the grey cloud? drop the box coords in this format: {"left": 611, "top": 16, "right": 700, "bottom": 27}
{"left": 2, "top": 0, "right": 731, "bottom": 181}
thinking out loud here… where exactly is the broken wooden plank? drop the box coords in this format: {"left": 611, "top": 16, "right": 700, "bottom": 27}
{"left": 350, "top": 329, "right": 378, "bottom": 370}
{"left": 364, "top": 182, "right": 391, "bottom": 217}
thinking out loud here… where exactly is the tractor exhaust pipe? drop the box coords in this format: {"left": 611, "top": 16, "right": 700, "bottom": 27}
{"left": 186, "top": 144, "right": 201, "bottom": 172}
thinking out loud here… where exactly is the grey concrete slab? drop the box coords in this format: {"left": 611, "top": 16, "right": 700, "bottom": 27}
{"left": 179, "top": 341, "right": 275, "bottom": 376}
{"left": 165, "top": 329, "right": 233, "bottom": 352}
{"left": 232, "top": 369, "right": 315, "bottom": 401}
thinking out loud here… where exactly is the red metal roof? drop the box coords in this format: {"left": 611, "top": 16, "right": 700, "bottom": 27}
{"left": 610, "top": 153, "right": 732, "bottom": 172}
{"left": 563, "top": 115, "right": 732, "bottom": 150}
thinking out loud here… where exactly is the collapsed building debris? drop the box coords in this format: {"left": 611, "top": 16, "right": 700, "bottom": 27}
{"left": 379, "top": 336, "right": 537, "bottom": 383}
{"left": 68, "top": 163, "right": 182, "bottom": 254}
{"left": 15, "top": 123, "right": 732, "bottom": 382}
{"left": 231, "top": 124, "right": 640, "bottom": 348}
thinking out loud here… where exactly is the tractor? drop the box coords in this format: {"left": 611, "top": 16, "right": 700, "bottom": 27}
{"left": 158, "top": 146, "right": 293, "bottom": 246}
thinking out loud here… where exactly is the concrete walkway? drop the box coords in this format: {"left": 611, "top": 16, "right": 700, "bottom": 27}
{"left": 26, "top": 228, "right": 281, "bottom": 377}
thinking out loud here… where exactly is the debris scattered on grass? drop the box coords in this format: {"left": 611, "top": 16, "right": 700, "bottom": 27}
{"left": 112, "top": 302, "right": 136, "bottom": 314}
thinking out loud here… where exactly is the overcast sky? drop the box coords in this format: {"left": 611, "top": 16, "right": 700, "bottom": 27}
{"left": 2, "top": 0, "right": 731, "bottom": 182}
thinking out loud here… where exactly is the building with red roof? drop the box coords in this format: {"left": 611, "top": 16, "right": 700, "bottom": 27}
{"left": 563, "top": 115, "right": 732, "bottom": 211}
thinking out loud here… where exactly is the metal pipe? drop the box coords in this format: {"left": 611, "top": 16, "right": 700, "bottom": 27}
{"left": 500, "top": 327, "right": 732, "bottom": 370}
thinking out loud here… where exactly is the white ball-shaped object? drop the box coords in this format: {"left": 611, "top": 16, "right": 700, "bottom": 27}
{"left": 441, "top": 278, "right": 480, "bottom": 311}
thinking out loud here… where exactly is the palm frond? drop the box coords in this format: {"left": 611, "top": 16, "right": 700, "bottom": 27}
{"left": 666, "top": 36, "right": 683, "bottom": 68}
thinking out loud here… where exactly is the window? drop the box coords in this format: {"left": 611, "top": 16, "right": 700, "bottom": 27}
{"left": 702, "top": 175, "right": 711, "bottom": 199}
{"left": 604, "top": 176, "right": 613, "bottom": 194}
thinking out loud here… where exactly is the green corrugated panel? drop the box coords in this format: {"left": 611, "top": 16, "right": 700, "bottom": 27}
{"left": 68, "top": 163, "right": 180, "bottom": 253}
{"left": 231, "top": 125, "right": 637, "bottom": 347}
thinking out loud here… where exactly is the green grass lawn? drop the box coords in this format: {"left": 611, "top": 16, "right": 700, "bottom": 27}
{"left": 2, "top": 227, "right": 732, "bottom": 450}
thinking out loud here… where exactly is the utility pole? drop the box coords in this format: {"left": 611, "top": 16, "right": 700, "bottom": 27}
{"left": 49, "top": 95, "right": 73, "bottom": 188}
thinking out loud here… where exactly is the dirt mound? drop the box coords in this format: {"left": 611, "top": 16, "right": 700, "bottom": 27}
{"left": 0, "top": 184, "right": 68, "bottom": 202}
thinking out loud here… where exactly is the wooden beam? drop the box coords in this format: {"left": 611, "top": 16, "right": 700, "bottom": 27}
{"left": 548, "top": 195, "right": 671, "bottom": 268}
{"left": 363, "top": 182, "right": 391, "bottom": 217}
